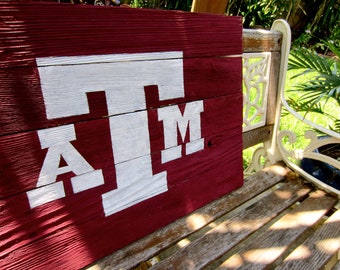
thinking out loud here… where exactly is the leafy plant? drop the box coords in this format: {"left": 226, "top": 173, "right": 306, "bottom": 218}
{"left": 308, "top": 0, "right": 339, "bottom": 47}
{"left": 287, "top": 42, "right": 340, "bottom": 133}
{"left": 227, "top": 0, "right": 291, "bottom": 28}
{"left": 130, "top": 0, "right": 191, "bottom": 10}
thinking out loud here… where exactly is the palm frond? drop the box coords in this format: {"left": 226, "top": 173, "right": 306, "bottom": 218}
{"left": 287, "top": 44, "right": 340, "bottom": 132}
{"left": 333, "top": 119, "right": 340, "bottom": 134}
{"left": 325, "top": 41, "right": 340, "bottom": 59}
{"left": 288, "top": 48, "right": 334, "bottom": 76}
{"left": 286, "top": 97, "right": 335, "bottom": 118}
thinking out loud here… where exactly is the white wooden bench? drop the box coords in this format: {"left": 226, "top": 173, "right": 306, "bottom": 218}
{"left": 86, "top": 20, "right": 340, "bottom": 270}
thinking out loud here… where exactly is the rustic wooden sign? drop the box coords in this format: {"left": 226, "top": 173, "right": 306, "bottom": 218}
{"left": 0, "top": 1, "right": 243, "bottom": 269}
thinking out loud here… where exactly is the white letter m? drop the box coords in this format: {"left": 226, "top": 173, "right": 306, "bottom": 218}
{"left": 158, "top": 100, "right": 204, "bottom": 164}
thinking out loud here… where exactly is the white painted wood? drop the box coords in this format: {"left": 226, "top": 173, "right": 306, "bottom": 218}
{"left": 26, "top": 182, "right": 65, "bottom": 209}
{"left": 102, "top": 165, "right": 168, "bottom": 216}
{"left": 158, "top": 100, "right": 204, "bottom": 163}
{"left": 37, "top": 125, "right": 101, "bottom": 185}
{"left": 28, "top": 51, "right": 208, "bottom": 215}
{"left": 36, "top": 51, "right": 183, "bottom": 66}
{"left": 37, "top": 52, "right": 184, "bottom": 119}
{"left": 38, "top": 123, "right": 76, "bottom": 148}
{"left": 110, "top": 111, "right": 151, "bottom": 165}
{"left": 27, "top": 124, "right": 105, "bottom": 208}
{"left": 71, "top": 170, "right": 104, "bottom": 193}
{"left": 161, "top": 146, "right": 182, "bottom": 164}
{"left": 186, "top": 139, "right": 204, "bottom": 155}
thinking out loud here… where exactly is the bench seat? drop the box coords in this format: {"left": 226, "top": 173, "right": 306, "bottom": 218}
{"left": 88, "top": 163, "right": 339, "bottom": 269}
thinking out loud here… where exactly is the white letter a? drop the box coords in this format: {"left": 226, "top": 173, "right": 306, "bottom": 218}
{"left": 26, "top": 124, "right": 104, "bottom": 208}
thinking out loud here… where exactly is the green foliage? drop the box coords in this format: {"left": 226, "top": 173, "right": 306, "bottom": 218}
{"left": 225, "top": 0, "right": 339, "bottom": 50}
{"left": 335, "top": 119, "right": 340, "bottom": 132}
{"left": 130, "top": 0, "right": 191, "bottom": 10}
{"left": 226, "top": 0, "right": 291, "bottom": 28}
{"left": 287, "top": 44, "right": 340, "bottom": 132}
{"left": 292, "top": 0, "right": 339, "bottom": 50}
{"left": 310, "top": 0, "right": 339, "bottom": 45}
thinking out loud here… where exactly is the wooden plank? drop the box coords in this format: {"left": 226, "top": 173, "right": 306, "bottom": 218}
{"left": 266, "top": 51, "right": 281, "bottom": 125}
{"left": 0, "top": 2, "right": 242, "bottom": 69}
{"left": 86, "top": 164, "right": 289, "bottom": 270}
{"left": 0, "top": 127, "right": 243, "bottom": 257}
{"left": 242, "top": 125, "right": 273, "bottom": 149}
{"left": 276, "top": 209, "right": 340, "bottom": 270}
{"left": 149, "top": 180, "right": 311, "bottom": 269}
{"left": 0, "top": 3, "right": 243, "bottom": 269}
{"left": 0, "top": 2, "right": 242, "bottom": 135}
{"left": 0, "top": 50, "right": 242, "bottom": 137}
{"left": 243, "top": 29, "right": 282, "bottom": 53}
{"left": 217, "top": 190, "right": 338, "bottom": 269}
{"left": 0, "top": 94, "right": 242, "bottom": 198}
{"left": 332, "top": 259, "right": 340, "bottom": 270}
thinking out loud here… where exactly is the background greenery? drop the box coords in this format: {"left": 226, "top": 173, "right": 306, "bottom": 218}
{"left": 129, "top": 0, "right": 192, "bottom": 10}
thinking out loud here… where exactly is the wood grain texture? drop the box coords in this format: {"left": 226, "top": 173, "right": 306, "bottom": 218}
{"left": 0, "top": 56, "right": 241, "bottom": 136}
{"left": 87, "top": 164, "right": 289, "bottom": 270}
{"left": 0, "top": 94, "right": 242, "bottom": 198}
{"left": 266, "top": 51, "right": 281, "bottom": 125}
{"left": 218, "top": 190, "right": 338, "bottom": 269}
{"left": 0, "top": 1, "right": 242, "bottom": 68}
{"left": 242, "top": 125, "right": 273, "bottom": 149}
{"left": 333, "top": 259, "right": 340, "bottom": 270}
{"left": 0, "top": 2, "right": 243, "bottom": 269}
{"left": 150, "top": 180, "right": 311, "bottom": 269}
{"left": 276, "top": 209, "right": 340, "bottom": 270}
{"left": 243, "top": 29, "right": 282, "bottom": 53}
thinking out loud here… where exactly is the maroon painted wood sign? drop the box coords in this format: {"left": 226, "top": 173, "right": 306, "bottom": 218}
{"left": 0, "top": 2, "right": 243, "bottom": 269}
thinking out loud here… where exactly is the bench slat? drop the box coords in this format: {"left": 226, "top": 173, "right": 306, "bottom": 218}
{"left": 333, "top": 259, "right": 340, "bottom": 270}
{"left": 149, "top": 180, "right": 311, "bottom": 269}
{"left": 216, "top": 190, "right": 338, "bottom": 269}
{"left": 276, "top": 209, "right": 340, "bottom": 270}
{"left": 242, "top": 125, "right": 273, "bottom": 149}
{"left": 87, "top": 164, "right": 288, "bottom": 270}
{"left": 243, "top": 29, "right": 282, "bottom": 53}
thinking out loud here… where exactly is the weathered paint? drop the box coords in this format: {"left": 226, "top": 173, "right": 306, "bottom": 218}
{"left": 0, "top": 2, "right": 243, "bottom": 269}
